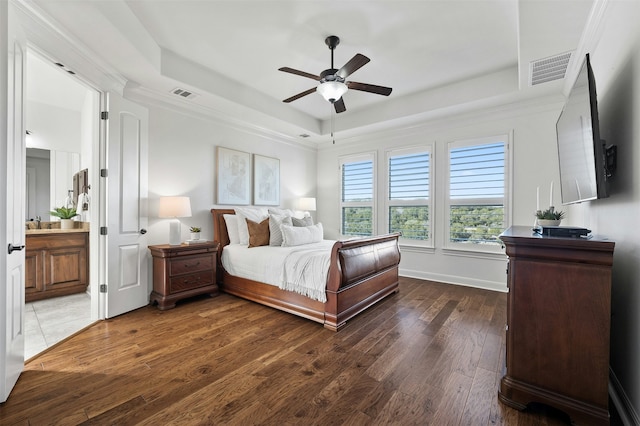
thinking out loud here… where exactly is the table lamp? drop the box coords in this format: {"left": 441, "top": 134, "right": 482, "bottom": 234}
{"left": 159, "top": 196, "right": 192, "bottom": 245}
{"left": 298, "top": 197, "right": 316, "bottom": 217}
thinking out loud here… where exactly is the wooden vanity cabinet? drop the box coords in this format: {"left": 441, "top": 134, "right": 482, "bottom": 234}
{"left": 25, "top": 232, "right": 89, "bottom": 302}
{"left": 498, "top": 226, "right": 615, "bottom": 425}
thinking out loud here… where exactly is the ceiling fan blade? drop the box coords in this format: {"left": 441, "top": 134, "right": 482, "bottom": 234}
{"left": 347, "top": 81, "right": 393, "bottom": 96}
{"left": 334, "top": 97, "right": 346, "bottom": 113}
{"left": 283, "top": 87, "right": 317, "bottom": 103}
{"left": 278, "top": 67, "right": 321, "bottom": 81}
{"left": 336, "top": 54, "right": 370, "bottom": 79}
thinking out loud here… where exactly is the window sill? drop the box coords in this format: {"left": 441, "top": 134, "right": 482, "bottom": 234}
{"left": 399, "top": 243, "right": 435, "bottom": 254}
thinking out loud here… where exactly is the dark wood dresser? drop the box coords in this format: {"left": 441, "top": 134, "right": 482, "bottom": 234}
{"left": 148, "top": 242, "right": 219, "bottom": 310}
{"left": 498, "top": 226, "right": 615, "bottom": 425}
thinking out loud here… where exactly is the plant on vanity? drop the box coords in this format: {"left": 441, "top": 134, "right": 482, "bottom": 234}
{"left": 49, "top": 206, "right": 79, "bottom": 229}
{"left": 50, "top": 206, "right": 79, "bottom": 219}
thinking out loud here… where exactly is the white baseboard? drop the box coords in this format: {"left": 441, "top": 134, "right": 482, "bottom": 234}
{"left": 399, "top": 268, "right": 507, "bottom": 293}
{"left": 610, "top": 367, "right": 640, "bottom": 426}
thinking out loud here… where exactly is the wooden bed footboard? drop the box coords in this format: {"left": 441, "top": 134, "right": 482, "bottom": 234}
{"left": 211, "top": 208, "right": 401, "bottom": 330}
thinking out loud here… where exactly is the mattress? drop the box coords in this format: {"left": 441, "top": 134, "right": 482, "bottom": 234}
{"left": 221, "top": 240, "right": 336, "bottom": 302}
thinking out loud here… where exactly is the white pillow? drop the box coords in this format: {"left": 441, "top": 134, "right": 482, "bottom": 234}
{"left": 292, "top": 216, "right": 313, "bottom": 227}
{"left": 234, "top": 207, "right": 268, "bottom": 245}
{"left": 223, "top": 214, "right": 240, "bottom": 245}
{"left": 268, "top": 213, "right": 293, "bottom": 246}
{"left": 281, "top": 223, "right": 323, "bottom": 247}
{"left": 268, "top": 207, "right": 295, "bottom": 217}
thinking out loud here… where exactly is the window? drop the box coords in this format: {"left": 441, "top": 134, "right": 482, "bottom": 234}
{"left": 386, "top": 147, "right": 432, "bottom": 245}
{"left": 340, "top": 154, "right": 375, "bottom": 236}
{"left": 447, "top": 136, "right": 509, "bottom": 250}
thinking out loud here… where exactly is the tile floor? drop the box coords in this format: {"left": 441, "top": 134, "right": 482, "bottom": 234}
{"left": 25, "top": 293, "right": 93, "bottom": 360}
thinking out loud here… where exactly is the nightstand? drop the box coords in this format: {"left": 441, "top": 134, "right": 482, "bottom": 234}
{"left": 148, "top": 242, "right": 219, "bottom": 310}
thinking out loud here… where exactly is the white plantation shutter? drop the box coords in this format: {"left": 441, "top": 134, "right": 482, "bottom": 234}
{"left": 447, "top": 138, "right": 508, "bottom": 248}
{"left": 387, "top": 148, "right": 431, "bottom": 243}
{"left": 340, "top": 154, "right": 375, "bottom": 236}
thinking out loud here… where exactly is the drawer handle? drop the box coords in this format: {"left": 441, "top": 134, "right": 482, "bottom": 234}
{"left": 183, "top": 276, "right": 201, "bottom": 285}
{"left": 185, "top": 261, "right": 201, "bottom": 268}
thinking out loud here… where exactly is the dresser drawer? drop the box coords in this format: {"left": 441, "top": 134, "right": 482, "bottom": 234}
{"left": 169, "top": 254, "right": 214, "bottom": 275}
{"left": 170, "top": 270, "right": 214, "bottom": 293}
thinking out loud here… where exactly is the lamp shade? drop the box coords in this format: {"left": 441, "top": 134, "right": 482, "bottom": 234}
{"left": 316, "top": 81, "right": 348, "bottom": 103}
{"left": 298, "top": 197, "right": 316, "bottom": 211}
{"left": 159, "top": 196, "right": 192, "bottom": 218}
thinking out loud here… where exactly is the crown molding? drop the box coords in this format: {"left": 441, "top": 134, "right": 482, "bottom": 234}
{"left": 319, "top": 91, "right": 565, "bottom": 151}
{"left": 124, "top": 85, "right": 319, "bottom": 152}
{"left": 563, "top": 0, "right": 611, "bottom": 94}
{"left": 15, "top": 0, "right": 128, "bottom": 93}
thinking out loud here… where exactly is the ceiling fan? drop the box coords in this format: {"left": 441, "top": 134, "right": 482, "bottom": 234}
{"left": 279, "top": 35, "right": 392, "bottom": 113}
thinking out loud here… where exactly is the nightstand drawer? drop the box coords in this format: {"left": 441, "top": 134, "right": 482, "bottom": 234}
{"left": 170, "top": 270, "right": 214, "bottom": 293}
{"left": 170, "top": 255, "right": 213, "bottom": 275}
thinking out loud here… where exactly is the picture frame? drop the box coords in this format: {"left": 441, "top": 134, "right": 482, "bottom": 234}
{"left": 216, "top": 147, "right": 251, "bottom": 205}
{"left": 253, "top": 154, "right": 280, "bottom": 205}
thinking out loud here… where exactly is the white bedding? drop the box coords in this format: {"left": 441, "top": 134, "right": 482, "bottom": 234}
{"left": 221, "top": 240, "right": 336, "bottom": 302}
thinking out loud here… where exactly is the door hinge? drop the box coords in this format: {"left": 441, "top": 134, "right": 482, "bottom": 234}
{"left": 100, "top": 169, "right": 108, "bottom": 177}
{"left": 100, "top": 284, "right": 107, "bottom": 293}
{"left": 101, "top": 111, "right": 108, "bottom": 120}
{"left": 100, "top": 226, "right": 108, "bottom": 235}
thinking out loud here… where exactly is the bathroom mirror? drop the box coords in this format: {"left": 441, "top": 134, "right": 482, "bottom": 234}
{"left": 26, "top": 147, "right": 80, "bottom": 222}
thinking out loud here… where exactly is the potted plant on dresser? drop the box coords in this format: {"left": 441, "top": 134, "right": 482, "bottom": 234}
{"left": 535, "top": 207, "right": 565, "bottom": 227}
{"left": 50, "top": 206, "right": 79, "bottom": 229}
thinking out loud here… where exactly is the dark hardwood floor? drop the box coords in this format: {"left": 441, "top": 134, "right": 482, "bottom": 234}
{"left": 0, "top": 277, "right": 580, "bottom": 425}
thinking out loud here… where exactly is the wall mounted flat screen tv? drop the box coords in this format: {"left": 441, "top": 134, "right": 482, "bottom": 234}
{"left": 556, "top": 53, "right": 615, "bottom": 205}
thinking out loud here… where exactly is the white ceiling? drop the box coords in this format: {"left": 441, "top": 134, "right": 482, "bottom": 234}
{"left": 28, "top": 0, "right": 595, "bottom": 143}
{"left": 26, "top": 51, "right": 90, "bottom": 111}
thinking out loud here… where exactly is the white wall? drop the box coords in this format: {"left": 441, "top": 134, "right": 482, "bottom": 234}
{"left": 317, "top": 97, "right": 564, "bottom": 292}
{"left": 145, "top": 105, "right": 318, "bottom": 246}
{"left": 566, "top": 1, "right": 640, "bottom": 421}
{"left": 26, "top": 100, "right": 81, "bottom": 153}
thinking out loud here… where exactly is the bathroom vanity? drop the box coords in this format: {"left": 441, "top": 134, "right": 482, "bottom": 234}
{"left": 25, "top": 223, "right": 89, "bottom": 302}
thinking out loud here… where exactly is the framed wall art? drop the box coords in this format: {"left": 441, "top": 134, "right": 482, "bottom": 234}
{"left": 216, "top": 147, "right": 251, "bottom": 205}
{"left": 253, "top": 154, "right": 280, "bottom": 206}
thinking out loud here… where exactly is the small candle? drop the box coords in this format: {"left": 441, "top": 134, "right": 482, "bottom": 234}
{"left": 549, "top": 181, "right": 554, "bottom": 207}
{"left": 536, "top": 186, "right": 540, "bottom": 211}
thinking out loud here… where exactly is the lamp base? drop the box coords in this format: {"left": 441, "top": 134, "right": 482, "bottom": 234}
{"left": 168, "top": 219, "right": 181, "bottom": 245}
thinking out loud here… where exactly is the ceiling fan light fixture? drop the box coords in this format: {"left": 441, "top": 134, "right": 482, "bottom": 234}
{"left": 317, "top": 81, "right": 348, "bottom": 103}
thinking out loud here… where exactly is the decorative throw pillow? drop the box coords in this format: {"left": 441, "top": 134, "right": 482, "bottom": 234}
{"left": 268, "top": 213, "right": 293, "bottom": 246}
{"left": 223, "top": 214, "right": 240, "bottom": 245}
{"left": 292, "top": 216, "right": 314, "bottom": 227}
{"left": 247, "top": 218, "right": 270, "bottom": 248}
{"left": 234, "top": 207, "right": 268, "bottom": 245}
{"left": 281, "top": 222, "right": 323, "bottom": 247}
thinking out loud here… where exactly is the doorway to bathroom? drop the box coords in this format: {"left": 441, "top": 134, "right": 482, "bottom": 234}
{"left": 24, "top": 49, "right": 101, "bottom": 359}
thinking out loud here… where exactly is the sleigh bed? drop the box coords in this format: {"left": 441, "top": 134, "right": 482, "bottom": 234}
{"left": 211, "top": 208, "right": 401, "bottom": 331}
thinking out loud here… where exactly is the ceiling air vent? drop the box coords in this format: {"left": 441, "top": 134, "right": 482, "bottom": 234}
{"left": 171, "top": 88, "right": 198, "bottom": 100}
{"left": 529, "top": 51, "right": 572, "bottom": 86}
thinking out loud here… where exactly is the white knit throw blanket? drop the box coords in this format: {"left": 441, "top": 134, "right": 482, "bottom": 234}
{"left": 279, "top": 242, "right": 333, "bottom": 302}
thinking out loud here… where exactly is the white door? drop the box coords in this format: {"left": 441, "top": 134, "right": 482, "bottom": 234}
{"left": 0, "top": 0, "right": 26, "bottom": 402}
{"left": 103, "top": 92, "right": 149, "bottom": 318}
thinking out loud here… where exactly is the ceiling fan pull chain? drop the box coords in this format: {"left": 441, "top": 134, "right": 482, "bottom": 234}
{"left": 331, "top": 108, "right": 336, "bottom": 144}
